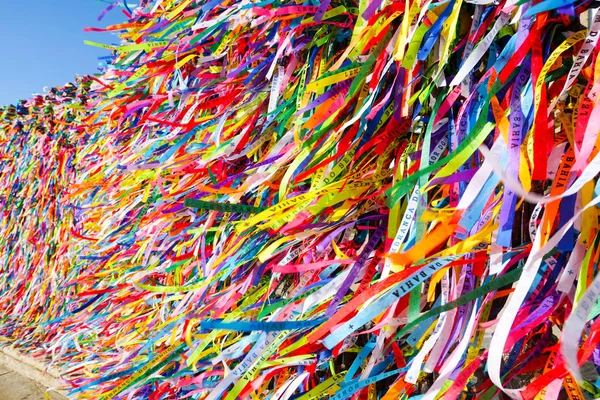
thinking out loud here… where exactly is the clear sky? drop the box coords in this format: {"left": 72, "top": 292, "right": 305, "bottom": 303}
{"left": 0, "top": 0, "right": 126, "bottom": 106}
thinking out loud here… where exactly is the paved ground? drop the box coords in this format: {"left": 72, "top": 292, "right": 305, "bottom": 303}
{"left": 0, "top": 365, "right": 66, "bottom": 400}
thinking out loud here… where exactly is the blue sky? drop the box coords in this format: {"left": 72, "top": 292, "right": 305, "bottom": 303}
{"left": 0, "top": 0, "right": 126, "bottom": 105}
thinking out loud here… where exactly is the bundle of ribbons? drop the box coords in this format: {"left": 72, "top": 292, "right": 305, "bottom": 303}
{"left": 2, "top": 0, "right": 600, "bottom": 398}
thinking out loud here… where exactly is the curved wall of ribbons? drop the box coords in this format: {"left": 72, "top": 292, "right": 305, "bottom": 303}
{"left": 2, "top": 0, "right": 600, "bottom": 399}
